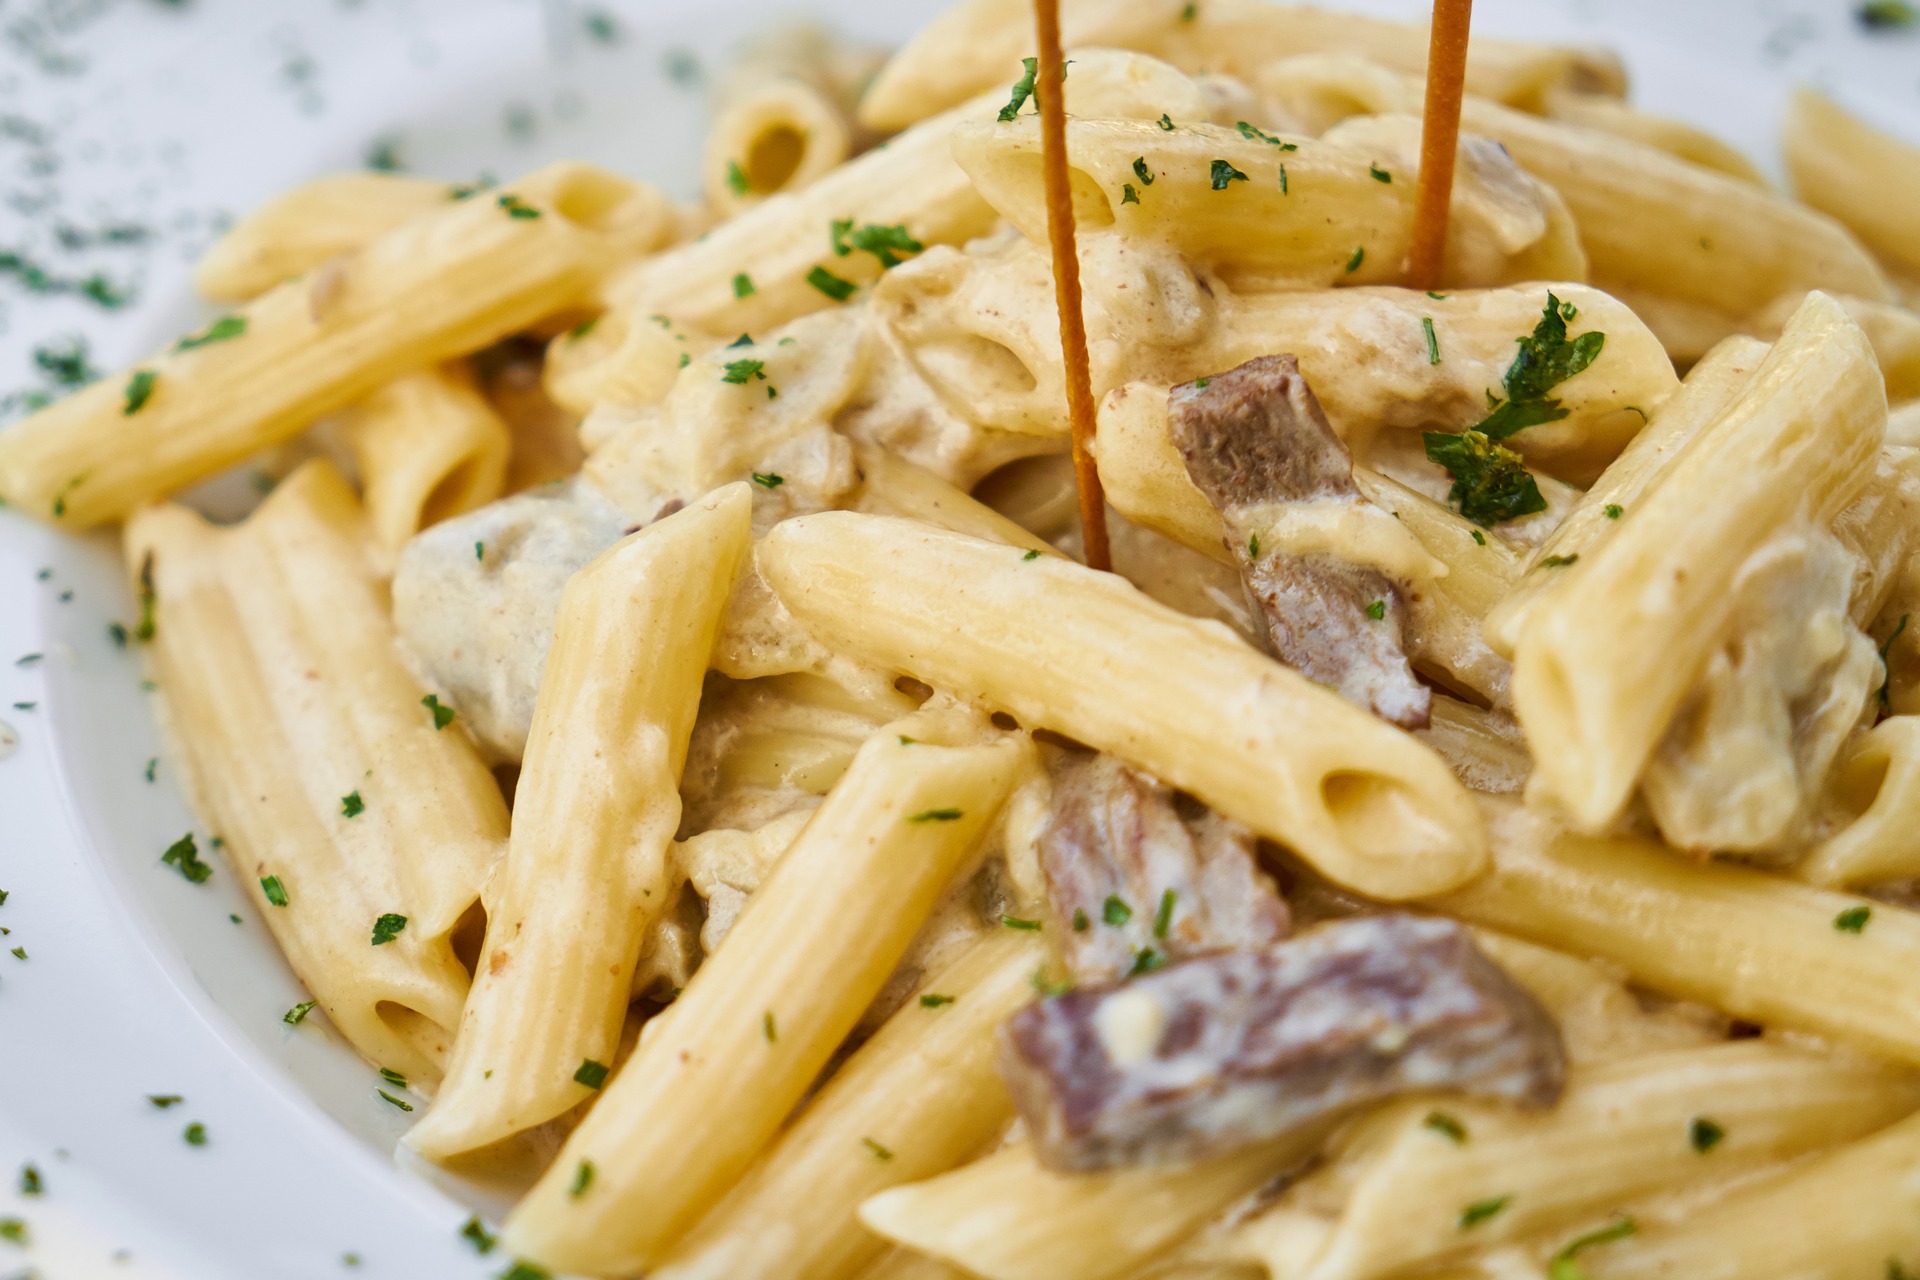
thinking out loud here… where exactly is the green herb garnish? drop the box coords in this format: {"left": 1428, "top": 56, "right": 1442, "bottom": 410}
{"left": 161, "top": 832, "right": 212, "bottom": 884}
{"left": 920, "top": 993, "right": 956, "bottom": 1008}
{"left": 175, "top": 315, "right": 247, "bottom": 351}
{"left": 568, "top": 1160, "right": 594, "bottom": 1197}
{"left": 1835, "top": 905, "right": 1872, "bottom": 933}
{"left": 371, "top": 913, "right": 407, "bottom": 946}
{"left": 574, "top": 1059, "right": 610, "bottom": 1089}
{"left": 725, "top": 160, "right": 750, "bottom": 196}
{"left": 1153, "top": 889, "right": 1176, "bottom": 938}
{"left": 260, "top": 875, "right": 289, "bottom": 907}
{"left": 1102, "top": 895, "right": 1132, "bottom": 926}
{"left": 460, "top": 1216, "right": 497, "bottom": 1255}
{"left": 122, "top": 369, "right": 157, "bottom": 415}
{"left": 722, "top": 359, "right": 766, "bottom": 385}
{"left": 1000, "top": 914, "right": 1042, "bottom": 931}
{"left": 862, "top": 1137, "right": 894, "bottom": 1161}
{"left": 909, "top": 808, "right": 963, "bottom": 822}
{"left": 284, "top": 1000, "right": 318, "bottom": 1025}
{"left": 731, "top": 272, "right": 755, "bottom": 298}
{"left": 805, "top": 266, "right": 857, "bottom": 301}
{"left": 751, "top": 472, "right": 784, "bottom": 489}
{"left": 997, "top": 56, "right": 1039, "bottom": 121}
{"left": 341, "top": 790, "right": 365, "bottom": 818}
{"left": 1209, "top": 159, "right": 1248, "bottom": 190}
{"left": 1459, "top": 1195, "right": 1510, "bottom": 1229}
{"left": 422, "top": 694, "right": 456, "bottom": 729}
{"left": 1423, "top": 316, "right": 1440, "bottom": 365}
{"left": 1366, "top": 599, "right": 1386, "bottom": 620}
{"left": 1422, "top": 429, "right": 1546, "bottom": 527}
{"left": 1690, "top": 1117, "right": 1724, "bottom": 1152}
{"left": 1424, "top": 1111, "right": 1468, "bottom": 1143}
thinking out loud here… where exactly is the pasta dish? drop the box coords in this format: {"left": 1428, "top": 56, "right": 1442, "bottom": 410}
{"left": 6, "top": 1, "right": 1920, "bottom": 1276}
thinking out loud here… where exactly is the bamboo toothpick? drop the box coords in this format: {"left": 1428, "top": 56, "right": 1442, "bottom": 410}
{"left": 1409, "top": 0, "right": 1475, "bottom": 290}
{"left": 1031, "top": 0, "right": 1111, "bottom": 571}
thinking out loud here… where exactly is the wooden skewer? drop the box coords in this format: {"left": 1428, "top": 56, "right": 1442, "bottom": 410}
{"left": 1032, "top": 0, "right": 1111, "bottom": 571}
{"left": 1409, "top": 0, "right": 1475, "bottom": 291}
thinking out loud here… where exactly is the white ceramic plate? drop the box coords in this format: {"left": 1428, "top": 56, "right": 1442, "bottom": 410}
{"left": 0, "top": 1, "right": 1914, "bottom": 1275}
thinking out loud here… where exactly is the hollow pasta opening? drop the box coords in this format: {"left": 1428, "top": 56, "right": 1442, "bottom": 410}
{"left": 745, "top": 124, "right": 809, "bottom": 194}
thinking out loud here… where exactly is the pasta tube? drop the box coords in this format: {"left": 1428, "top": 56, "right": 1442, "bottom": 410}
{"left": 858, "top": 1133, "right": 1322, "bottom": 1280}
{"left": 1434, "top": 799, "right": 1920, "bottom": 1066}
{"left": 193, "top": 171, "right": 454, "bottom": 302}
{"left": 125, "top": 462, "right": 507, "bottom": 1081}
{"left": 858, "top": 1250, "right": 972, "bottom": 1280}
{"left": 1752, "top": 289, "right": 1920, "bottom": 404}
{"left": 405, "top": 482, "right": 753, "bottom": 1159}
{"left": 1538, "top": 87, "right": 1768, "bottom": 186}
{"left": 704, "top": 79, "right": 851, "bottom": 215}
{"left": 552, "top": 50, "right": 1207, "bottom": 412}
{"left": 1571, "top": 1108, "right": 1920, "bottom": 1280}
{"left": 1292, "top": 1040, "right": 1920, "bottom": 1280}
{"left": 1799, "top": 716, "right": 1920, "bottom": 889}
{"left": 501, "top": 720, "right": 1027, "bottom": 1274}
{"left": 0, "top": 162, "right": 670, "bottom": 527}
{"left": 338, "top": 366, "right": 510, "bottom": 554}
{"left": 654, "top": 928, "right": 1046, "bottom": 1280}
{"left": 1508, "top": 293, "right": 1884, "bottom": 830}
{"left": 1482, "top": 335, "right": 1769, "bottom": 653}
{"left": 1785, "top": 87, "right": 1920, "bottom": 278}
{"left": 755, "top": 512, "right": 1486, "bottom": 900}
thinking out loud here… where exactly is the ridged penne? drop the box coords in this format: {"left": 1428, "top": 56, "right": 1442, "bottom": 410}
{"left": 126, "top": 461, "right": 507, "bottom": 1081}
{"left": 338, "top": 366, "right": 511, "bottom": 554}
{"left": 1785, "top": 87, "right": 1920, "bottom": 279}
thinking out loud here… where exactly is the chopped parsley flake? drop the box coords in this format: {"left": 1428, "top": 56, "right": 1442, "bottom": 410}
{"left": 0, "top": 1218, "right": 26, "bottom": 1246}
{"left": 13, "top": 652, "right": 38, "bottom": 666}
{"left": 1000, "top": 914, "right": 1042, "bottom": 931}
{"left": 1022, "top": 548, "right": 1042, "bottom": 560}
{"left": 497, "top": 1262, "right": 553, "bottom": 1280}
{"left": 1541, "top": 553, "right": 1579, "bottom": 568}
{"left": 569, "top": 1160, "right": 594, "bottom": 1198}
{"left": 831, "top": 220, "right": 924, "bottom": 268}
{"left": 1278, "top": 164, "right": 1288, "bottom": 194}
{"left": 341, "top": 790, "right": 365, "bottom": 818}
{"left": 1604, "top": 503, "right": 1624, "bottom": 519}
{"left": 161, "top": 833, "right": 213, "bottom": 884}
{"left": 8, "top": 947, "right": 23, "bottom": 961}
{"left": 379, "top": 1067, "right": 407, "bottom": 1088}
{"left": 1132, "top": 157, "right": 1156, "bottom": 186}
{"left": 997, "top": 57, "right": 1039, "bottom": 121}
{"left": 1422, "top": 429, "right": 1547, "bottom": 528}
{"left": 1103, "top": 895, "right": 1133, "bottom": 926}
{"left": 763, "top": 1011, "right": 778, "bottom": 1042}
{"left": 1157, "top": 114, "right": 1175, "bottom": 130}
{"left": 371, "top": 914, "right": 408, "bottom": 946}
{"left": 1181, "top": 1, "right": 1197, "bottom": 17}
{"left": 1369, "top": 163, "right": 1392, "bottom": 182}
{"left": 722, "top": 358, "right": 766, "bottom": 385}
{"left": 1690, "top": 1117, "right": 1725, "bottom": 1152}
{"left": 1549, "top": 1218, "right": 1637, "bottom": 1280}
{"left": 183, "top": 1122, "right": 207, "bottom": 1146}
{"left": 920, "top": 993, "right": 956, "bottom": 1008}
{"left": 1424, "top": 1111, "right": 1468, "bottom": 1143}
{"left": 862, "top": 1137, "right": 894, "bottom": 1161}
{"left": 1121, "top": 184, "right": 1139, "bottom": 204}
{"left": 122, "top": 369, "right": 158, "bottom": 415}
{"left": 460, "top": 1216, "right": 497, "bottom": 1254}
{"left": 1345, "top": 246, "right": 1366, "bottom": 273}
{"left": 422, "top": 694, "right": 456, "bottom": 730}
{"left": 731, "top": 272, "right": 756, "bottom": 298}
{"left": 725, "top": 160, "right": 750, "bottom": 196}
{"left": 175, "top": 315, "right": 247, "bottom": 351}
{"left": 1471, "top": 292, "right": 1606, "bottom": 440}
{"left": 1127, "top": 947, "right": 1166, "bottom": 976}
{"left": 1209, "top": 159, "right": 1248, "bottom": 189}
{"left": 805, "top": 265, "right": 857, "bottom": 301}
{"left": 565, "top": 317, "right": 597, "bottom": 344}
{"left": 145, "top": 758, "right": 158, "bottom": 783}
{"left": 1366, "top": 599, "right": 1387, "bottom": 620}
{"left": 1031, "top": 966, "right": 1074, "bottom": 997}
{"left": 909, "top": 808, "right": 963, "bottom": 822}
{"left": 52, "top": 472, "right": 90, "bottom": 519}
{"left": 18, "top": 1165, "right": 40, "bottom": 1196}
{"left": 1423, "top": 316, "right": 1440, "bottom": 365}
{"left": 1880, "top": 614, "right": 1909, "bottom": 711}
{"left": 1234, "top": 121, "right": 1295, "bottom": 149}
{"left": 1072, "top": 908, "right": 1089, "bottom": 931}
{"left": 284, "top": 1000, "right": 318, "bottom": 1025}
{"left": 1859, "top": 0, "right": 1918, "bottom": 28}
{"left": 751, "top": 472, "right": 784, "bottom": 489}
{"left": 1249, "top": 532, "right": 1260, "bottom": 558}
{"left": 378, "top": 1089, "right": 413, "bottom": 1112}
{"left": 260, "top": 875, "right": 289, "bottom": 907}
{"left": 147, "top": 1094, "right": 183, "bottom": 1108}
{"left": 1459, "top": 1195, "right": 1510, "bottom": 1229}
{"left": 1153, "top": 889, "right": 1177, "bottom": 938}
{"left": 1471, "top": 530, "right": 1486, "bottom": 545}
{"left": 496, "top": 193, "right": 541, "bottom": 219}
{"left": 573, "top": 1059, "right": 610, "bottom": 1090}
{"left": 728, "top": 333, "right": 755, "bottom": 348}
{"left": 1835, "top": 905, "right": 1872, "bottom": 933}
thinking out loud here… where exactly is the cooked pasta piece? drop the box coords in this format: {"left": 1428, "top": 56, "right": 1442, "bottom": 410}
{"left": 1538, "top": 87, "right": 1768, "bottom": 186}
{"left": 405, "top": 483, "right": 752, "bottom": 1159}
{"left": 501, "top": 716, "right": 1028, "bottom": 1274}
{"left": 0, "top": 163, "right": 671, "bottom": 528}
{"left": 1435, "top": 798, "right": 1920, "bottom": 1065}
{"left": 756, "top": 512, "right": 1487, "bottom": 899}
{"left": 338, "top": 366, "right": 510, "bottom": 554}
{"left": 1507, "top": 292, "right": 1884, "bottom": 832}
{"left": 652, "top": 928, "right": 1045, "bottom": 1280}
{"left": 125, "top": 461, "right": 506, "bottom": 1081}
{"left": 1751, "top": 289, "right": 1920, "bottom": 403}
{"left": 1785, "top": 87, "right": 1920, "bottom": 280}
{"left": 193, "top": 171, "right": 454, "bottom": 302}
{"left": 1563, "top": 1108, "right": 1920, "bottom": 1279}
{"left": 1799, "top": 716, "right": 1920, "bottom": 889}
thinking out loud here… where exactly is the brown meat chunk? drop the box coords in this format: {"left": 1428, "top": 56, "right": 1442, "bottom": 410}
{"left": 999, "top": 914, "right": 1565, "bottom": 1172}
{"left": 1039, "top": 751, "right": 1289, "bottom": 984}
{"left": 1172, "top": 354, "right": 1430, "bottom": 728}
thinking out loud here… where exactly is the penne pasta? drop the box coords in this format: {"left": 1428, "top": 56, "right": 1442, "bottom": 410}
{"left": 0, "top": 162, "right": 670, "bottom": 528}
{"left": 859, "top": 1133, "right": 1321, "bottom": 1280}
{"left": 193, "top": 171, "right": 455, "bottom": 303}
{"left": 501, "top": 716, "right": 1028, "bottom": 1274}
{"left": 338, "top": 366, "right": 511, "bottom": 554}
{"left": 1538, "top": 86, "right": 1768, "bottom": 186}
{"left": 126, "top": 461, "right": 507, "bottom": 1081}
{"left": 1798, "top": 716, "right": 1920, "bottom": 889}
{"left": 1507, "top": 292, "right": 1884, "bottom": 830}
{"left": 1752, "top": 289, "right": 1920, "bottom": 404}
{"left": 704, "top": 78, "right": 853, "bottom": 215}
{"left": 653, "top": 928, "right": 1046, "bottom": 1280}
{"left": 1434, "top": 799, "right": 1920, "bottom": 1066}
{"left": 755, "top": 511, "right": 1487, "bottom": 899}
{"left": 1784, "top": 87, "right": 1920, "bottom": 279}
{"left": 405, "top": 483, "right": 753, "bottom": 1159}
